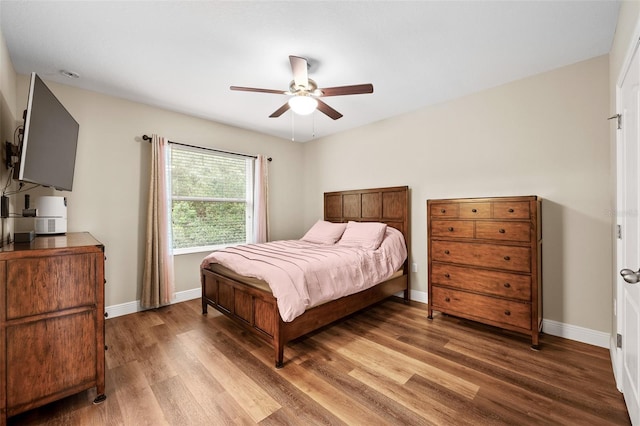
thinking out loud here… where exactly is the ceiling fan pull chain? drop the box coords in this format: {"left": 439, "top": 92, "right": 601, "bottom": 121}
{"left": 291, "top": 111, "right": 295, "bottom": 142}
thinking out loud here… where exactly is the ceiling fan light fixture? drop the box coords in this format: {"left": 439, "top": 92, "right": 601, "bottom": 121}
{"left": 288, "top": 95, "right": 318, "bottom": 115}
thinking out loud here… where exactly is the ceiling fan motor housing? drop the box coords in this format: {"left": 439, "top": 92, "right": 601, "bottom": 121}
{"left": 289, "top": 78, "right": 318, "bottom": 94}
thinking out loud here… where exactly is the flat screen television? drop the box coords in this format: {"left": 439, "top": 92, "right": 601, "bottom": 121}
{"left": 18, "top": 72, "right": 79, "bottom": 191}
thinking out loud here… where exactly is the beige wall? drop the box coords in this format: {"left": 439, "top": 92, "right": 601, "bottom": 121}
{"left": 0, "top": 22, "right": 615, "bottom": 335}
{"left": 0, "top": 27, "right": 19, "bottom": 246}
{"left": 0, "top": 27, "right": 17, "bottom": 121}
{"left": 11, "top": 74, "right": 305, "bottom": 308}
{"left": 303, "top": 55, "right": 611, "bottom": 333}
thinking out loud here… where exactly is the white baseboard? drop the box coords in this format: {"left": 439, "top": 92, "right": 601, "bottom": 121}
{"left": 410, "top": 289, "right": 428, "bottom": 304}
{"left": 107, "top": 288, "right": 610, "bottom": 348}
{"left": 541, "top": 319, "right": 610, "bottom": 348}
{"left": 105, "top": 288, "right": 201, "bottom": 319}
{"left": 394, "top": 289, "right": 428, "bottom": 303}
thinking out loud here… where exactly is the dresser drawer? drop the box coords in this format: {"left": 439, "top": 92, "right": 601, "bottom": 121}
{"left": 6, "top": 254, "right": 97, "bottom": 319}
{"left": 459, "top": 203, "right": 491, "bottom": 219}
{"left": 431, "top": 220, "right": 474, "bottom": 238}
{"left": 431, "top": 263, "right": 531, "bottom": 300}
{"left": 475, "top": 221, "right": 531, "bottom": 242}
{"left": 431, "top": 240, "right": 531, "bottom": 272}
{"left": 493, "top": 201, "right": 530, "bottom": 219}
{"left": 431, "top": 287, "right": 531, "bottom": 330}
{"left": 430, "top": 203, "right": 459, "bottom": 218}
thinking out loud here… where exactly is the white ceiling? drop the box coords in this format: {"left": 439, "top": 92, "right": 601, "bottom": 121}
{"left": 0, "top": 1, "right": 620, "bottom": 142}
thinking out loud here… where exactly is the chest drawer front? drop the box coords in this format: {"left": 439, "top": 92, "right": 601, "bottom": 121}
{"left": 431, "top": 241, "right": 531, "bottom": 273}
{"left": 431, "top": 220, "right": 474, "bottom": 238}
{"left": 431, "top": 263, "right": 531, "bottom": 300}
{"left": 7, "top": 254, "right": 97, "bottom": 319}
{"left": 475, "top": 221, "right": 531, "bottom": 242}
{"left": 432, "top": 287, "right": 531, "bottom": 330}
{"left": 430, "top": 203, "right": 459, "bottom": 218}
{"left": 459, "top": 203, "right": 491, "bottom": 219}
{"left": 6, "top": 310, "right": 97, "bottom": 407}
{"left": 493, "top": 201, "right": 530, "bottom": 219}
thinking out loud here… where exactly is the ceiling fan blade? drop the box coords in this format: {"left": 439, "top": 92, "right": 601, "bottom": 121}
{"left": 269, "top": 102, "right": 291, "bottom": 118}
{"left": 230, "top": 86, "right": 287, "bottom": 95}
{"left": 319, "top": 84, "right": 374, "bottom": 97}
{"left": 289, "top": 56, "right": 308, "bottom": 88}
{"left": 316, "top": 99, "right": 343, "bottom": 120}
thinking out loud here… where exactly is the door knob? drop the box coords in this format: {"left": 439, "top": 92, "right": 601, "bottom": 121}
{"left": 620, "top": 268, "right": 640, "bottom": 284}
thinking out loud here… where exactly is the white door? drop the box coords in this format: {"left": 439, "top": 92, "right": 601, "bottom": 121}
{"left": 618, "top": 38, "right": 640, "bottom": 425}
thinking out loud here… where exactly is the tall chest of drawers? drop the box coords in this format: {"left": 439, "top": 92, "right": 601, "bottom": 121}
{"left": 427, "top": 196, "right": 542, "bottom": 348}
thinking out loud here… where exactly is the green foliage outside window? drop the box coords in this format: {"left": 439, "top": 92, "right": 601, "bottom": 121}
{"left": 170, "top": 146, "right": 252, "bottom": 250}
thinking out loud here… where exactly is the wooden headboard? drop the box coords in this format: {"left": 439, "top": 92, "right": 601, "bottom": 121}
{"left": 324, "top": 186, "right": 410, "bottom": 274}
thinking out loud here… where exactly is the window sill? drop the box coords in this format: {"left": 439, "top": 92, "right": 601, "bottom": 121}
{"left": 173, "top": 243, "right": 244, "bottom": 256}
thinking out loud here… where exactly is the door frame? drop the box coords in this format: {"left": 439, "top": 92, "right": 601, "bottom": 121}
{"left": 614, "top": 20, "right": 640, "bottom": 392}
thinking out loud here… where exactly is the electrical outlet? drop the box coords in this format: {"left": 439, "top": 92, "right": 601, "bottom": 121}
{"left": 411, "top": 263, "right": 418, "bottom": 273}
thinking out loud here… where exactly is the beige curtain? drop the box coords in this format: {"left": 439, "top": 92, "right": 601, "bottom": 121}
{"left": 253, "top": 154, "right": 269, "bottom": 243}
{"left": 141, "top": 134, "right": 174, "bottom": 308}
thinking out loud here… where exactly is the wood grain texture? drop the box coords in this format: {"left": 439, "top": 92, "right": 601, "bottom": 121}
{"left": 7, "top": 254, "right": 96, "bottom": 319}
{"left": 431, "top": 240, "right": 531, "bottom": 273}
{"left": 7, "top": 311, "right": 97, "bottom": 407}
{"left": 1, "top": 233, "right": 105, "bottom": 425}
{"left": 7, "top": 298, "right": 630, "bottom": 425}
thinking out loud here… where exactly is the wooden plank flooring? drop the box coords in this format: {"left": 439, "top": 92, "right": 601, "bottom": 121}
{"left": 8, "top": 298, "right": 630, "bottom": 425}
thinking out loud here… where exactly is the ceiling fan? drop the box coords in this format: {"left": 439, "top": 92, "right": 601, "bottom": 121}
{"left": 230, "top": 55, "right": 374, "bottom": 120}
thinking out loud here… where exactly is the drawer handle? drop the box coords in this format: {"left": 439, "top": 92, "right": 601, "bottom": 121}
{"left": 504, "top": 310, "right": 511, "bottom": 316}
{"left": 448, "top": 227, "right": 454, "bottom": 232}
{"left": 504, "top": 256, "right": 510, "bottom": 261}
{"left": 504, "top": 282, "right": 511, "bottom": 288}
{"left": 444, "top": 273, "right": 450, "bottom": 278}
{"left": 444, "top": 250, "right": 450, "bottom": 255}
{"left": 441, "top": 209, "right": 446, "bottom": 213}
{"left": 499, "top": 228, "right": 506, "bottom": 233}
{"left": 508, "top": 208, "right": 515, "bottom": 213}
{"left": 445, "top": 297, "right": 451, "bottom": 302}
{"left": 471, "top": 208, "right": 477, "bottom": 213}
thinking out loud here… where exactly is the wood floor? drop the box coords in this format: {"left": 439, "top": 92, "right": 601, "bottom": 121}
{"left": 8, "top": 297, "right": 630, "bottom": 425}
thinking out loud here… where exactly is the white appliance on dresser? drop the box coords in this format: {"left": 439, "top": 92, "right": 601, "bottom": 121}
{"left": 35, "top": 196, "right": 67, "bottom": 234}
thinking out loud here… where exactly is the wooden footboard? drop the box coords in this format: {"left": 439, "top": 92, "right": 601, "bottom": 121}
{"left": 201, "top": 267, "right": 279, "bottom": 347}
{"left": 201, "top": 266, "right": 408, "bottom": 367}
{"left": 201, "top": 185, "right": 411, "bottom": 368}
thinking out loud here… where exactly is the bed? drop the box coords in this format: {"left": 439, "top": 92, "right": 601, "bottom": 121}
{"left": 200, "top": 185, "right": 410, "bottom": 368}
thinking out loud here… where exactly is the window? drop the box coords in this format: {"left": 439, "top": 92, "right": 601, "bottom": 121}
{"left": 169, "top": 144, "right": 254, "bottom": 254}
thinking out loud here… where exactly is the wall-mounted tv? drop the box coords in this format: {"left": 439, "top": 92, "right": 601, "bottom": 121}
{"left": 18, "top": 72, "right": 79, "bottom": 191}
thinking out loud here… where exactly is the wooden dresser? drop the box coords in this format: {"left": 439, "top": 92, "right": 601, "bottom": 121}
{"left": 0, "top": 232, "right": 106, "bottom": 426}
{"left": 427, "top": 196, "right": 542, "bottom": 348}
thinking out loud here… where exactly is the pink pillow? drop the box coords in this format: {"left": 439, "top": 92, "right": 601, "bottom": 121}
{"left": 301, "top": 220, "right": 347, "bottom": 244}
{"left": 338, "top": 221, "right": 388, "bottom": 250}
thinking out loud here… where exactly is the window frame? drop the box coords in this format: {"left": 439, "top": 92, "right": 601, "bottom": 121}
{"left": 168, "top": 144, "right": 255, "bottom": 255}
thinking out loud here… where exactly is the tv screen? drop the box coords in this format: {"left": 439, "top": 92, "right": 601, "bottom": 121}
{"left": 19, "top": 73, "right": 79, "bottom": 191}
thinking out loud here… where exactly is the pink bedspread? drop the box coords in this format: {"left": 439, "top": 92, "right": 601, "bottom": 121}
{"left": 201, "top": 227, "right": 407, "bottom": 322}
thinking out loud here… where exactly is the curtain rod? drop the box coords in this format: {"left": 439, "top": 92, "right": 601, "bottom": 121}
{"left": 141, "top": 135, "right": 272, "bottom": 162}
